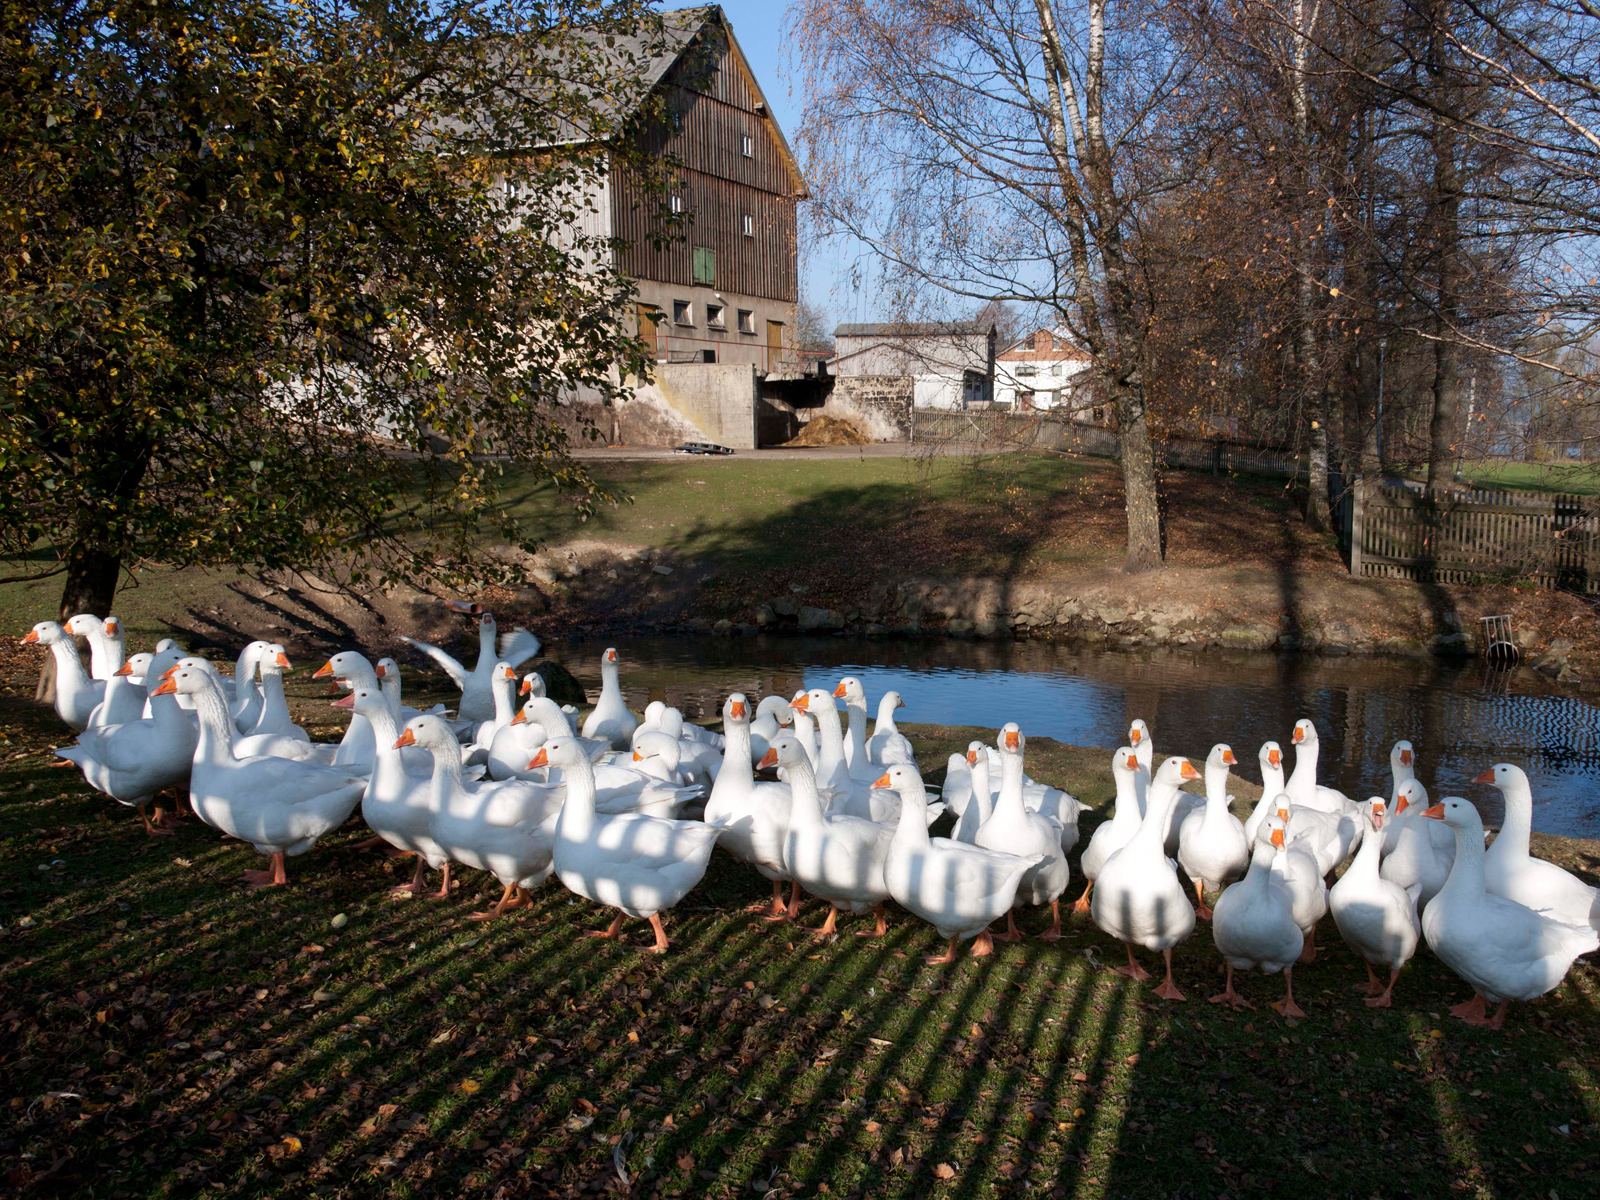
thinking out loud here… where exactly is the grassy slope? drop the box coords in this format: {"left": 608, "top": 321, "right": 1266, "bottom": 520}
{"left": 3, "top": 696, "right": 1597, "bottom": 1200}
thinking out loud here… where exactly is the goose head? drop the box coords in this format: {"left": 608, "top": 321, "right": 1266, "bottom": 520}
{"left": 313, "top": 650, "right": 374, "bottom": 687}
{"left": 1128, "top": 719, "right": 1150, "bottom": 747}
{"left": 1260, "top": 741, "right": 1282, "bottom": 772}
{"left": 258, "top": 645, "right": 293, "bottom": 678}
{"left": 724, "top": 693, "right": 750, "bottom": 725}
{"left": 20, "top": 620, "right": 67, "bottom": 646}
{"left": 396, "top": 713, "right": 455, "bottom": 750}
{"left": 1395, "top": 778, "right": 1428, "bottom": 816}
{"left": 151, "top": 665, "right": 215, "bottom": 698}
{"left": 115, "top": 652, "right": 154, "bottom": 680}
{"left": 758, "top": 733, "right": 808, "bottom": 772}
{"left": 1392, "top": 740, "right": 1415, "bottom": 770}
{"left": 1209, "top": 744, "right": 1237, "bottom": 770}
{"left": 1154, "top": 756, "right": 1199, "bottom": 788}
{"left": 755, "top": 695, "right": 793, "bottom": 726}
{"left": 529, "top": 735, "right": 587, "bottom": 770}
{"left": 1271, "top": 792, "right": 1293, "bottom": 825}
{"left": 997, "top": 722, "right": 1024, "bottom": 756}
{"left": 1112, "top": 746, "right": 1138, "bottom": 780}
{"left": 1473, "top": 762, "right": 1525, "bottom": 792}
{"left": 643, "top": 699, "right": 666, "bottom": 726}
{"left": 1365, "top": 796, "right": 1388, "bottom": 832}
{"left": 870, "top": 763, "right": 920, "bottom": 797}
{"left": 1423, "top": 795, "right": 1481, "bottom": 833}
{"left": 103, "top": 616, "right": 122, "bottom": 639}
{"left": 333, "top": 686, "right": 388, "bottom": 718}
{"left": 1290, "top": 718, "right": 1317, "bottom": 747}
{"left": 1259, "top": 812, "right": 1288, "bottom": 850}
{"left": 632, "top": 730, "right": 683, "bottom": 773}
{"left": 791, "top": 688, "right": 835, "bottom": 716}
{"left": 64, "top": 613, "right": 104, "bottom": 640}
{"left": 375, "top": 657, "right": 404, "bottom": 686}
{"left": 833, "top": 677, "right": 866, "bottom": 706}
{"left": 601, "top": 647, "right": 620, "bottom": 671}
{"left": 965, "top": 740, "right": 984, "bottom": 767}
{"left": 877, "top": 690, "right": 906, "bottom": 719}
{"left": 520, "top": 671, "right": 547, "bottom": 697}
{"left": 659, "top": 707, "right": 686, "bottom": 739}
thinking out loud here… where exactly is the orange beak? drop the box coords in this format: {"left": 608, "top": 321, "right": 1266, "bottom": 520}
{"left": 161, "top": 665, "right": 179, "bottom": 680}
{"left": 1004, "top": 730, "right": 1019, "bottom": 751}
{"left": 1276, "top": 807, "right": 1288, "bottom": 822}
{"left": 1268, "top": 748, "right": 1281, "bottom": 766}
{"left": 510, "top": 710, "right": 526, "bottom": 726}
{"left": 1124, "top": 753, "right": 1138, "bottom": 769}
{"left": 1400, "top": 749, "right": 1413, "bottom": 766}
{"left": 605, "top": 649, "right": 617, "bottom": 663}
{"left": 331, "top": 694, "right": 355, "bottom": 710}
{"left": 113, "top": 662, "right": 134, "bottom": 677}
{"left": 21, "top": 630, "right": 39, "bottom": 644}
{"left": 1395, "top": 794, "right": 1409, "bottom": 814}
{"left": 1270, "top": 828, "right": 1285, "bottom": 849}
{"left": 730, "top": 699, "right": 746, "bottom": 720}
{"left": 395, "top": 729, "right": 416, "bottom": 748}
{"left": 313, "top": 661, "right": 334, "bottom": 678}
{"left": 527, "top": 747, "right": 549, "bottom": 769}
{"left": 1179, "top": 760, "right": 1200, "bottom": 782}
{"left": 1422, "top": 803, "right": 1446, "bottom": 820}
{"left": 275, "top": 651, "right": 291, "bottom": 669}
{"left": 1129, "top": 727, "right": 1141, "bottom": 744}
{"left": 502, "top": 666, "right": 515, "bottom": 679}
{"left": 104, "top": 620, "right": 119, "bottom": 634}
{"left": 1473, "top": 769, "right": 1494, "bottom": 785}
{"left": 1371, "top": 805, "right": 1385, "bottom": 829}
{"left": 376, "top": 663, "right": 388, "bottom": 677}
{"left": 152, "top": 678, "right": 178, "bottom": 696}
{"left": 1222, "top": 749, "right": 1237, "bottom": 765}
{"left": 790, "top": 694, "right": 811, "bottom": 713}
{"left": 966, "top": 749, "right": 978, "bottom": 766}
{"left": 632, "top": 750, "right": 642, "bottom": 762}
{"left": 757, "top": 748, "right": 778, "bottom": 769}
{"left": 520, "top": 678, "right": 532, "bottom": 695}
{"left": 1292, "top": 727, "right": 1305, "bottom": 744}
{"left": 832, "top": 682, "right": 848, "bottom": 698}
{"left": 871, "top": 772, "right": 892, "bottom": 789}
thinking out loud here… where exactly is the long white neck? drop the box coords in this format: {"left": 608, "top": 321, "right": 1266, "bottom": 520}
{"left": 526, "top": 697, "right": 574, "bottom": 736}
{"left": 1345, "top": 818, "right": 1384, "bottom": 884}
{"left": 426, "top": 736, "right": 468, "bottom": 815}
{"left": 1261, "top": 760, "right": 1285, "bottom": 798}
{"left": 598, "top": 659, "right": 621, "bottom": 704}
{"left": 188, "top": 679, "right": 237, "bottom": 765}
{"left": 1112, "top": 770, "right": 1140, "bottom": 827}
{"left": 473, "top": 623, "right": 497, "bottom": 674}
{"left": 257, "top": 670, "right": 288, "bottom": 725}
{"left": 784, "top": 755, "right": 827, "bottom": 828}
{"left": 1239, "top": 842, "right": 1278, "bottom": 897}
{"left": 555, "top": 751, "right": 598, "bottom": 841}
{"left": 793, "top": 710, "right": 817, "bottom": 762}
{"left": 1439, "top": 819, "right": 1487, "bottom": 901}
{"left": 891, "top": 781, "right": 931, "bottom": 851}
{"left": 955, "top": 758, "right": 992, "bottom": 841}
{"left": 813, "top": 702, "right": 845, "bottom": 761}
{"left": 1391, "top": 761, "right": 1415, "bottom": 805}
{"left": 1134, "top": 778, "right": 1181, "bottom": 851}
{"left": 48, "top": 637, "right": 91, "bottom": 691}
{"left": 993, "top": 748, "right": 1027, "bottom": 823}
{"left": 380, "top": 673, "right": 404, "bottom": 720}
{"left": 874, "top": 696, "right": 899, "bottom": 737}
{"left": 1494, "top": 779, "right": 1533, "bottom": 860}
{"left": 492, "top": 675, "right": 515, "bottom": 727}
{"left": 1288, "top": 736, "right": 1318, "bottom": 795}
{"left": 845, "top": 695, "right": 868, "bottom": 760}
{"left": 710, "top": 717, "right": 754, "bottom": 806}
{"left": 362, "top": 705, "right": 405, "bottom": 795}
{"left": 1205, "top": 760, "right": 1231, "bottom": 816}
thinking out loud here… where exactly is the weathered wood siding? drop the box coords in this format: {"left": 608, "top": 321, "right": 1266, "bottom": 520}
{"left": 611, "top": 26, "right": 801, "bottom": 302}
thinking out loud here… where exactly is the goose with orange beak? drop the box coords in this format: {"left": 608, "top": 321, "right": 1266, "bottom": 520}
{"left": 579, "top": 648, "right": 640, "bottom": 750}
{"left": 398, "top": 608, "right": 541, "bottom": 727}
{"left": 1386, "top": 741, "right": 1417, "bottom": 857}
{"left": 538, "top": 735, "right": 728, "bottom": 952}
{"left": 56, "top": 645, "right": 196, "bottom": 835}
{"left": 1176, "top": 745, "right": 1250, "bottom": 919}
{"left": 763, "top": 735, "right": 893, "bottom": 937}
{"left": 1329, "top": 797, "right": 1420, "bottom": 1008}
{"left": 975, "top": 724, "right": 1070, "bottom": 941}
{"left": 154, "top": 665, "right": 366, "bottom": 888}
{"left": 85, "top": 649, "right": 153, "bottom": 730}
{"left": 1479, "top": 763, "right": 1600, "bottom": 930}
{"left": 950, "top": 742, "right": 993, "bottom": 844}
{"left": 21, "top": 620, "right": 105, "bottom": 731}
{"left": 64, "top": 613, "right": 124, "bottom": 680}
{"left": 1420, "top": 796, "right": 1598, "bottom": 1030}
{"left": 789, "top": 688, "right": 861, "bottom": 807}
{"left": 1379, "top": 779, "right": 1450, "bottom": 911}
{"left": 1210, "top": 814, "right": 1306, "bottom": 1015}
{"left": 1091, "top": 756, "right": 1202, "bottom": 999}
{"left": 339, "top": 689, "right": 442, "bottom": 897}
{"left": 1071, "top": 747, "right": 1144, "bottom": 915}
{"left": 873, "top": 762, "right": 1044, "bottom": 964}
{"left": 1243, "top": 742, "right": 1285, "bottom": 847}
{"left": 402, "top": 714, "right": 559, "bottom": 919}
{"left": 704, "top": 694, "right": 798, "bottom": 921}
{"left": 866, "top": 690, "right": 915, "bottom": 766}
{"left": 1268, "top": 796, "right": 1329, "bottom": 963}
{"left": 249, "top": 646, "right": 314, "bottom": 745}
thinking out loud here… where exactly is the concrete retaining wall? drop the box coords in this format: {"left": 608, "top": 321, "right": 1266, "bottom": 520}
{"left": 814, "top": 375, "right": 914, "bottom": 442}
{"left": 628, "top": 363, "right": 759, "bottom": 449}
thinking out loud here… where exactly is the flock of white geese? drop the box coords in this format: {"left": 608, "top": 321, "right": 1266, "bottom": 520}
{"left": 23, "top": 609, "right": 1600, "bottom": 1032}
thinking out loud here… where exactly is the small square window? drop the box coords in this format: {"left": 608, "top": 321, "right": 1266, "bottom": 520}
{"left": 741, "top": 133, "right": 754, "bottom": 158}
{"left": 737, "top": 309, "right": 755, "bottom": 334}
{"left": 707, "top": 303, "right": 725, "bottom": 328}
{"left": 742, "top": 213, "right": 754, "bottom": 238}
{"left": 669, "top": 194, "right": 683, "bottom": 214}
{"left": 672, "top": 299, "right": 693, "bottom": 326}
{"left": 1016, "top": 363, "right": 1036, "bottom": 377}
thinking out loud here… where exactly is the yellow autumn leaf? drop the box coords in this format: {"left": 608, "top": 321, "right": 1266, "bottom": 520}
{"left": 459, "top": 1079, "right": 480, "bottom": 1094}
{"left": 281, "top": 1135, "right": 302, "bottom": 1154}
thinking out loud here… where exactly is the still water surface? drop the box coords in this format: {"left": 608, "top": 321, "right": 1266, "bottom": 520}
{"left": 544, "top": 635, "right": 1600, "bottom": 840}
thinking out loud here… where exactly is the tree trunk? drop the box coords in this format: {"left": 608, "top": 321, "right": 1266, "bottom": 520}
{"left": 36, "top": 540, "right": 123, "bottom": 705}
{"left": 1114, "top": 383, "right": 1164, "bottom": 572}
{"left": 1291, "top": 0, "right": 1332, "bottom": 533}
{"left": 1425, "top": 0, "right": 1464, "bottom": 493}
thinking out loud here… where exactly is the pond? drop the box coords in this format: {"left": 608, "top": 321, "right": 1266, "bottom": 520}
{"left": 541, "top": 634, "right": 1600, "bottom": 841}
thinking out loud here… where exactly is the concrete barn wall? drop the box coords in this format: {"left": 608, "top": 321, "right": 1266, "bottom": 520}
{"left": 813, "top": 376, "right": 914, "bottom": 441}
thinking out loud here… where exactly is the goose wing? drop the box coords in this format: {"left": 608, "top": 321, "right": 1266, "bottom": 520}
{"left": 497, "top": 627, "right": 542, "bottom": 670}
{"left": 397, "top": 636, "right": 468, "bottom": 689}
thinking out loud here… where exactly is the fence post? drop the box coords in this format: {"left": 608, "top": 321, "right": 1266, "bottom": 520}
{"left": 1211, "top": 440, "right": 1223, "bottom": 475}
{"left": 1349, "top": 477, "right": 1365, "bottom": 578}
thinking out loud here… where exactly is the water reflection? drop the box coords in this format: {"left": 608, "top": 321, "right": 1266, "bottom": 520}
{"left": 544, "top": 635, "right": 1600, "bottom": 840}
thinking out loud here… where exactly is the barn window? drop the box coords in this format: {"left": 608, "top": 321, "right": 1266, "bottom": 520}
{"left": 672, "top": 299, "right": 693, "bottom": 326}
{"left": 706, "top": 303, "right": 726, "bottom": 328}
{"left": 738, "top": 309, "right": 755, "bottom": 334}
{"left": 670, "top": 194, "right": 683, "bottom": 214}
{"left": 742, "top": 213, "right": 754, "bottom": 238}
{"left": 692, "top": 245, "right": 716, "bottom": 286}
{"left": 741, "top": 133, "right": 754, "bottom": 158}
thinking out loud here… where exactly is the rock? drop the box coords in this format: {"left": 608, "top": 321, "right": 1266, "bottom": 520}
{"left": 688, "top": 616, "right": 713, "bottom": 633}
{"left": 1515, "top": 626, "right": 1540, "bottom": 650}
{"left": 1557, "top": 664, "right": 1581, "bottom": 684}
{"left": 947, "top": 617, "right": 974, "bottom": 636}
{"left": 1428, "top": 631, "right": 1469, "bottom": 655}
{"left": 1096, "top": 605, "right": 1128, "bottom": 626}
{"left": 712, "top": 619, "right": 735, "bottom": 636}
{"left": 1080, "top": 629, "right": 1106, "bottom": 645}
{"left": 754, "top": 604, "right": 777, "bottom": 627}
{"left": 772, "top": 595, "right": 801, "bottom": 618}
{"left": 789, "top": 583, "right": 808, "bottom": 594}
{"left": 1377, "top": 637, "right": 1427, "bottom": 656}
{"left": 329, "top": 912, "right": 348, "bottom": 930}
{"left": 651, "top": 564, "right": 674, "bottom": 576}
{"left": 1321, "top": 642, "right": 1351, "bottom": 657}
{"left": 863, "top": 623, "right": 888, "bottom": 638}
{"left": 531, "top": 661, "right": 588, "bottom": 707}
{"left": 1148, "top": 624, "right": 1171, "bottom": 641}
{"left": 892, "top": 621, "right": 922, "bottom": 637}
{"left": 798, "top": 606, "right": 846, "bottom": 632}
{"left": 974, "top": 616, "right": 1013, "bottom": 639}
{"left": 1534, "top": 637, "right": 1574, "bottom": 676}
{"left": 1219, "top": 624, "right": 1275, "bottom": 651}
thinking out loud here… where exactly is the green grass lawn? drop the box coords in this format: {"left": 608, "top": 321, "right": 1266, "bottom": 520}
{"left": 1440, "top": 460, "right": 1600, "bottom": 497}
{"left": 3, "top": 695, "right": 1597, "bottom": 1200}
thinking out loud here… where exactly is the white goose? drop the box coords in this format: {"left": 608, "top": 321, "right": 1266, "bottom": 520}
{"left": 536, "top": 735, "right": 727, "bottom": 953}
{"left": 1209, "top": 818, "right": 1306, "bottom": 1016}
{"left": 398, "top": 607, "right": 541, "bottom": 726}
{"left": 871, "top": 763, "right": 1043, "bottom": 964}
{"left": 1128, "top": 719, "right": 1152, "bottom": 815}
{"left": 228, "top": 641, "right": 273, "bottom": 733}
{"left": 1329, "top": 798, "right": 1420, "bottom": 1007}
{"left": 1421, "top": 796, "right": 1598, "bottom": 1030}
{"left": 790, "top": 701, "right": 819, "bottom": 766}
{"left": 23, "top": 621, "right": 105, "bottom": 731}
{"left": 764, "top": 735, "right": 894, "bottom": 937}
{"left": 636, "top": 707, "right": 720, "bottom": 785}
{"left": 1380, "top": 779, "right": 1450, "bottom": 911}
{"left": 402, "top": 714, "right": 561, "bottom": 920}
{"left": 1091, "top": 756, "right": 1201, "bottom": 999}
{"left": 374, "top": 657, "right": 447, "bottom": 725}
{"left": 336, "top": 688, "right": 443, "bottom": 897}
{"left": 88, "top": 651, "right": 150, "bottom": 729}
{"left": 834, "top": 677, "right": 880, "bottom": 780}
{"left": 580, "top": 647, "right": 640, "bottom": 749}
{"left": 57, "top": 645, "right": 196, "bottom": 834}
{"left": 703, "top": 694, "right": 796, "bottom": 921}
{"left": 1479, "top": 763, "right": 1599, "bottom": 930}
{"left": 310, "top": 651, "right": 390, "bottom": 769}
{"left": 462, "top": 662, "right": 520, "bottom": 766}
{"left": 156, "top": 666, "right": 366, "bottom": 887}
{"left": 1243, "top": 742, "right": 1285, "bottom": 847}
{"left": 866, "top": 691, "right": 916, "bottom": 765}
{"left": 1268, "top": 798, "right": 1330, "bottom": 962}
{"left": 1384, "top": 741, "right": 1416, "bottom": 855}
{"left": 1177, "top": 744, "right": 1249, "bottom": 919}
{"left": 65, "top": 613, "right": 125, "bottom": 680}
{"left": 748, "top": 696, "right": 793, "bottom": 764}
{"left": 952, "top": 742, "right": 993, "bottom": 844}
{"left": 789, "top": 688, "right": 869, "bottom": 811}
{"left": 1071, "top": 747, "right": 1143, "bottom": 915}
{"left": 977, "top": 725, "right": 1070, "bottom": 941}
{"left": 1286, "top": 719, "right": 1359, "bottom": 826}
{"left": 250, "top": 646, "right": 312, "bottom": 743}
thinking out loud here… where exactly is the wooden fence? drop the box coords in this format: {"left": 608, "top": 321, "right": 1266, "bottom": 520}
{"left": 1348, "top": 480, "right": 1600, "bottom": 593}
